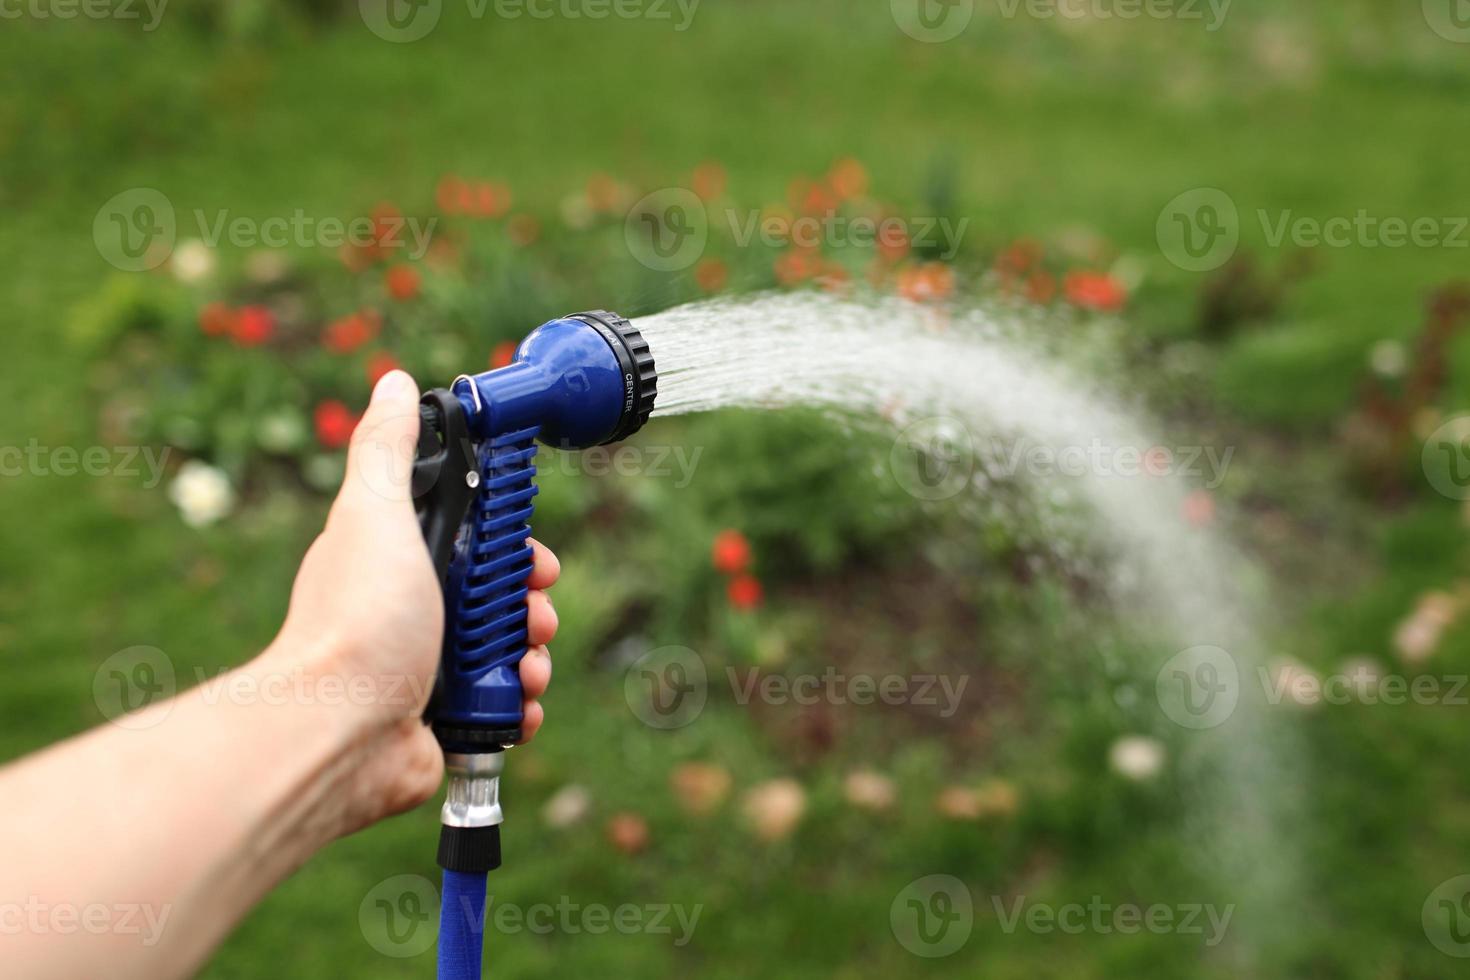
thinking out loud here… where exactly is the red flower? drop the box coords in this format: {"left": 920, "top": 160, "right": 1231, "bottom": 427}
{"left": 1063, "top": 271, "right": 1126, "bottom": 312}
{"left": 695, "top": 258, "right": 729, "bottom": 293}
{"left": 313, "top": 400, "right": 359, "bottom": 450}
{"left": 491, "top": 341, "right": 518, "bottom": 369}
{"left": 366, "top": 351, "right": 400, "bottom": 386}
{"left": 727, "top": 574, "right": 763, "bottom": 610}
{"left": 199, "top": 301, "right": 234, "bottom": 337}
{"left": 711, "top": 529, "right": 752, "bottom": 575}
{"left": 385, "top": 264, "right": 421, "bottom": 302}
{"left": 324, "top": 310, "right": 380, "bottom": 354}
{"left": 231, "top": 306, "right": 274, "bottom": 347}
{"left": 691, "top": 161, "right": 728, "bottom": 202}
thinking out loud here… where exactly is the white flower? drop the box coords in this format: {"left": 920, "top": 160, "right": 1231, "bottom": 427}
{"left": 742, "top": 778, "right": 806, "bottom": 841}
{"left": 170, "top": 239, "right": 215, "bottom": 284}
{"left": 1109, "top": 735, "right": 1166, "bottom": 782}
{"left": 1268, "top": 658, "right": 1323, "bottom": 708}
{"left": 1394, "top": 592, "right": 1462, "bottom": 664}
{"left": 245, "top": 250, "right": 290, "bottom": 285}
{"left": 168, "top": 461, "right": 235, "bottom": 527}
{"left": 1369, "top": 340, "right": 1407, "bottom": 379}
{"left": 1340, "top": 657, "right": 1383, "bottom": 700}
{"left": 256, "top": 410, "right": 306, "bottom": 454}
{"left": 844, "top": 769, "right": 896, "bottom": 812}
{"left": 541, "top": 785, "right": 591, "bottom": 829}
{"left": 559, "top": 194, "right": 594, "bottom": 231}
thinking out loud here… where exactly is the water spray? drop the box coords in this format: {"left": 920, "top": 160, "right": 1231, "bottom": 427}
{"left": 411, "top": 310, "right": 657, "bottom": 980}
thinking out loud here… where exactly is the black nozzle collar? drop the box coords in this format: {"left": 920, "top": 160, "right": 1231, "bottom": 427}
{"left": 565, "top": 310, "right": 657, "bottom": 445}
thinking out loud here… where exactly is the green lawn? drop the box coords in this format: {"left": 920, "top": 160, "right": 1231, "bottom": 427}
{"left": 3, "top": 3, "right": 1470, "bottom": 977}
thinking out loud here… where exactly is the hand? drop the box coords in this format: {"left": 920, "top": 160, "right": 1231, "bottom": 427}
{"left": 267, "top": 369, "right": 559, "bottom": 835}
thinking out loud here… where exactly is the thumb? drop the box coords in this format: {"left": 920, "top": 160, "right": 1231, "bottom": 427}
{"left": 342, "top": 369, "right": 422, "bottom": 508}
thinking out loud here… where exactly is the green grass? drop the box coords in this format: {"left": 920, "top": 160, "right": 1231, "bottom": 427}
{"left": 3, "top": 3, "right": 1470, "bottom": 977}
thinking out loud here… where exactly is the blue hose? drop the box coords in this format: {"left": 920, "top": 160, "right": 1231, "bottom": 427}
{"left": 438, "top": 869, "right": 488, "bottom": 980}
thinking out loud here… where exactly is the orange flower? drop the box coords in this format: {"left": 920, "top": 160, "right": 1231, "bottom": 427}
{"left": 231, "top": 306, "right": 274, "bottom": 347}
{"left": 385, "top": 264, "right": 421, "bottom": 302}
{"left": 897, "top": 263, "right": 955, "bottom": 303}
{"left": 711, "top": 529, "right": 751, "bottom": 575}
{"left": 816, "top": 261, "right": 851, "bottom": 292}
{"left": 1025, "top": 271, "right": 1056, "bottom": 304}
{"left": 436, "top": 175, "right": 467, "bottom": 214}
{"left": 1063, "top": 270, "right": 1126, "bottom": 311}
{"left": 1182, "top": 489, "right": 1216, "bottom": 528}
{"left": 339, "top": 242, "right": 374, "bottom": 273}
{"left": 691, "top": 161, "right": 728, "bottom": 202}
{"left": 774, "top": 249, "right": 820, "bottom": 287}
{"left": 694, "top": 258, "right": 729, "bottom": 293}
{"left": 473, "top": 182, "right": 511, "bottom": 219}
{"left": 366, "top": 351, "right": 400, "bottom": 386}
{"left": 605, "top": 812, "right": 649, "bottom": 855}
{"left": 426, "top": 236, "right": 462, "bottom": 269}
{"left": 323, "top": 310, "right": 380, "bottom": 354}
{"left": 727, "top": 574, "right": 763, "bottom": 610}
{"left": 995, "top": 239, "right": 1043, "bottom": 277}
{"left": 875, "top": 221, "right": 910, "bottom": 263}
{"left": 586, "top": 173, "right": 621, "bottom": 213}
{"left": 491, "top": 340, "right": 518, "bottom": 369}
{"left": 199, "top": 301, "right": 235, "bottom": 337}
{"left": 313, "top": 400, "right": 359, "bottom": 450}
{"left": 507, "top": 213, "right": 540, "bottom": 247}
{"left": 827, "top": 158, "right": 869, "bottom": 200}
{"left": 368, "top": 202, "right": 403, "bottom": 255}
{"left": 788, "top": 178, "right": 839, "bottom": 217}
{"left": 670, "top": 762, "right": 732, "bottom": 816}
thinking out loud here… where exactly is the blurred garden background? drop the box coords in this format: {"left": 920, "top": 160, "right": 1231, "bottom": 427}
{"left": 3, "top": 1, "right": 1470, "bottom": 977}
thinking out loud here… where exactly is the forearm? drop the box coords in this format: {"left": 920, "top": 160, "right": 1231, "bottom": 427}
{"left": 0, "top": 638, "right": 378, "bottom": 980}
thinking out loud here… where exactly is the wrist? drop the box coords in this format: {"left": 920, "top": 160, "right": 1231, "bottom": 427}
{"left": 254, "top": 627, "right": 432, "bottom": 734}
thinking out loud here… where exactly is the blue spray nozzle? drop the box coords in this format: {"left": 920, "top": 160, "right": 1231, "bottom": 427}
{"left": 454, "top": 311, "right": 657, "bottom": 450}
{"left": 416, "top": 311, "right": 657, "bottom": 756}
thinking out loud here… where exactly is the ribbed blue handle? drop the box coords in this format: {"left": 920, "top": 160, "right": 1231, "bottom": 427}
{"left": 438, "top": 425, "right": 540, "bottom": 742}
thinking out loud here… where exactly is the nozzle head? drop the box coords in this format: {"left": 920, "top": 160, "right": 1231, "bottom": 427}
{"left": 454, "top": 309, "right": 657, "bottom": 450}
{"left": 563, "top": 310, "right": 658, "bottom": 446}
